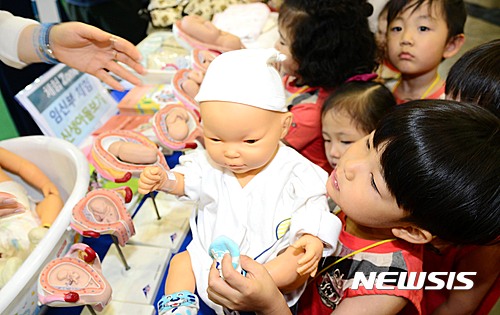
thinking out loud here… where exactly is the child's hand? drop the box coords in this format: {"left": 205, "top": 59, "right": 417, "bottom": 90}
{"left": 138, "top": 166, "right": 166, "bottom": 194}
{"left": 292, "top": 234, "right": 323, "bottom": 277}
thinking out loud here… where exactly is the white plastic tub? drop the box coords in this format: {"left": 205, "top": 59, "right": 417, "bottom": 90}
{"left": 0, "top": 136, "right": 89, "bottom": 314}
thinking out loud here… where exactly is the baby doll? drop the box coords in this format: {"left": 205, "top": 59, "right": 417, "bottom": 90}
{"left": 139, "top": 48, "right": 341, "bottom": 315}
{"left": 178, "top": 15, "right": 244, "bottom": 51}
{"left": 0, "top": 147, "right": 64, "bottom": 288}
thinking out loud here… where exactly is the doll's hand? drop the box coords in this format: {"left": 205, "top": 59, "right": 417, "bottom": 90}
{"left": 0, "top": 192, "right": 25, "bottom": 218}
{"left": 138, "top": 166, "right": 167, "bottom": 194}
{"left": 40, "top": 182, "right": 60, "bottom": 198}
{"left": 292, "top": 234, "right": 323, "bottom": 277}
{"left": 36, "top": 193, "right": 64, "bottom": 227}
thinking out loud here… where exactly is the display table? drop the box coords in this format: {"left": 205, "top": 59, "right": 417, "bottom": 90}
{"left": 40, "top": 191, "right": 196, "bottom": 315}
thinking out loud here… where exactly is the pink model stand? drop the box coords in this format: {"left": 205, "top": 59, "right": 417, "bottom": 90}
{"left": 71, "top": 188, "right": 135, "bottom": 247}
{"left": 71, "top": 187, "right": 135, "bottom": 270}
{"left": 152, "top": 102, "right": 203, "bottom": 151}
{"left": 37, "top": 243, "right": 111, "bottom": 313}
{"left": 90, "top": 130, "right": 170, "bottom": 183}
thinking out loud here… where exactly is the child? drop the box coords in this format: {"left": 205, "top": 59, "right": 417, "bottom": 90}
{"left": 274, "top": 0, "right": 378, "bottom": 173}
{"left": 138, "top": 48, "right": 341, "bottom": 315}
{"left": 206, "top": 100, "right": 500, "bottom": 314}
{"left": 445, "top": 38, "right": 500, "bottom": 117}
{"left": 386, "top": 0, "right": 466, "bottom": 104}
{"left": 422, "top": 39, "right": 500, "bottom": 315}
{"left": 321, "top": 80, "right": 396, "bottom": 170}
{"left": 375, "top": 2, "right": 401, "bottom": 84}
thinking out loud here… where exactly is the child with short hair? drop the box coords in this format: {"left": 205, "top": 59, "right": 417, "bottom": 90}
{"left": 321, "top": 80, "right": 396, "bottom": 170}
{"left": 386, "top": 0, "right": 466, "bottom": 104}
{"left": 138, "top": 48, "right": 341, "bottom": 315}
{"left": 275, "top": 0, "right": 378, "bottom": 173}
{"left": 445, "top": 38, "right": 500, "bottom": 117}
{"left": 422, "top": 38, "right": 500, "bottom": 315}
{"left": 206, "top": 100, "right": 500, "bottom": 315}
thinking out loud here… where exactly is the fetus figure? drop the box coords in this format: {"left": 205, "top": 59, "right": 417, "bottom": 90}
{"left": 108, "top": 141, "right": 158, "bottom": 165}
{"left": 181, "top": 15, "right": 244, "bottom": 51}
{"left": 165, "top": 107, "right": 190, "bottom": 141}
{"left": 87, "top": 197, "right": 119, "bottom": 223}
{"left": 181, "top": 70, "right": 204, "bottom": 99}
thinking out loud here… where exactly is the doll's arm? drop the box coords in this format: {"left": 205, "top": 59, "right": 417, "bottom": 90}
{"left": 263, "top": 245, "right": 310, "bottom": 293}
{"left": 138, "top": 166, "right": 185, "bottom": 196}
{"left": 36, "top": 193, "right": 64, "bottom": 227}
{"left": 0, "top": 148, "right": 63, "bottom": 226}
{"left": 431, "top": 245, "right": 500, "bottom": 315}
{"left": 291, "top": 234, "right": 323, "bottom": 277}
{"left": 0, "top": 148, "right": 58, "bottom": 193}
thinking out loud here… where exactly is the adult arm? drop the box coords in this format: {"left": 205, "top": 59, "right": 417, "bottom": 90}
{"left": 0, "top": 10, "right": 146, "bottom": 91}
{"left": 332, "top": 294, "right": 408, "bottom": 314}
{"left": 431, "top": 245, "right": 500, "bottom": 315}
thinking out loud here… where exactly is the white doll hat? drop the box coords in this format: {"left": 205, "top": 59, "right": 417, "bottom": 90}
{"left": 194, "top": 48, "right": 288, "bottom": 112}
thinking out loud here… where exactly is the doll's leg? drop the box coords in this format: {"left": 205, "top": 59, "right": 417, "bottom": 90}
{"left": 165, "top": 251, "right": 195, "bottom": 294}
{"left": 158, "top": 251, "right": 199, "bottom": 315}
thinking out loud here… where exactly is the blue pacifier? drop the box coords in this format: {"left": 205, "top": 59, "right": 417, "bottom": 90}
{"left": 208, "top": 235, "right": 244, "bottom": 277}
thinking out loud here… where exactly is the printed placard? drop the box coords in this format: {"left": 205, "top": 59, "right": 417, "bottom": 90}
{"left": 15, "top": 64, "right": 118, "bottom": 146}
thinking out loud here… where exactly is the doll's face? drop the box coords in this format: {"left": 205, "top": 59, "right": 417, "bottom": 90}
{"left": 201, "top": 101, "right": 288, "bottom": 178}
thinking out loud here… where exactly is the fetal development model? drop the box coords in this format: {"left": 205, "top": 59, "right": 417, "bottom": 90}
{"left": 138, "top": 48, "right": 341, "bottom": 315}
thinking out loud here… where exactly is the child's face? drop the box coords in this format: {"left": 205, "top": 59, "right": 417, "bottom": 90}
{"left": 201, "top": 101, "right": 285, "bottom": 177}
{"left": 326, "top": 133, "right": 406, "bottom": 229}
{"left": 274, "top": 25, "right": 299, "bottom": 76}
{"left": 386, "top": 1, "right": 451, "bottom": 76}
{"left": 322, "top": 109, "right": 367, "bottom": 169}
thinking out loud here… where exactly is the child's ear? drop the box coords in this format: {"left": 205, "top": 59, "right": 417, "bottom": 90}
{"left": 391, "top": 225, "right": 434, "bottom": 244}
{"left": 280, "top": 112, "right": 293, "bottom": 138}
{"left": 443, "top": 34, "right": 465, "bottom": 59}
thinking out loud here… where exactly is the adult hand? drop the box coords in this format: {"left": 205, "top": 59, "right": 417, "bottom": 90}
{"left": 207, "top": 254, "right": 292, "bottom": 315}
{"left": 50, "top": 22, "right": 146, "bottom": 91}
{"left": 0, "top": 192, "right": 25, "bottom": 218}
